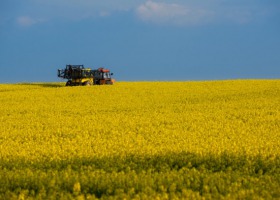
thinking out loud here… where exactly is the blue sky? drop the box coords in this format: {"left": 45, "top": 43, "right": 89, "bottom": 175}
{"left": 0, "top": 0, "right": 279, "bottom": 82}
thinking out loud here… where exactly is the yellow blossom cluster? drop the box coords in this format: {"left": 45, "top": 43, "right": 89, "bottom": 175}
{"left": 0, "top": 80, "right": 279, "bottom": 199}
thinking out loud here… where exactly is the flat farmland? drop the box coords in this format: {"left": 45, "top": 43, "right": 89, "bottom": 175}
{"left": 0, "top": 80, "right": 279, "bottom": 199}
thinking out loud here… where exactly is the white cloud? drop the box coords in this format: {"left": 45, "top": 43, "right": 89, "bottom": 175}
{"left": 18, "top": 0, "right": 273, "bottom": 26}
{"left": 17, "top": 16, "right": 44, "bottom": 27}
{"left": 136, "top": 1, "right": 215, "bottom": 25}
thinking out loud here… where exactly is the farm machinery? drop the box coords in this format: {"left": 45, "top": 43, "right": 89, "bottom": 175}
{"left": 57, "top": 65, "right": 115, "bottom": 86}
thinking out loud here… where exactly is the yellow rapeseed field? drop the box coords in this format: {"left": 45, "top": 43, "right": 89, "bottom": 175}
{"left": 0, "top": 80, "right": 279, "bottom": 199}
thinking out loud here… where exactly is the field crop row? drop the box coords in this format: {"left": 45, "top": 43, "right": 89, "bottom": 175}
{"left": 0, "top": 80, "right": 279, "bottom": 199}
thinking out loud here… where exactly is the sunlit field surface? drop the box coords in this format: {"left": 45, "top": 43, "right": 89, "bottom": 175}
{"left": 0, "top": 80, "right": 279, "bottom": 199}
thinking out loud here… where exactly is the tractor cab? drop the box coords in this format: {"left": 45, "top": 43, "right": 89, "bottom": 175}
{"left": 93, "top": 68, "right": 114, "bottom": 85}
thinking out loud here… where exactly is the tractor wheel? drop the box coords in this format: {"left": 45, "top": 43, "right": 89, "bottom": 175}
{"left": 106, "top": 80, "right": 113, "bottom": 85}
{"left": 66, "top": 81, "right": 72, "bottom": 86}
{"left": 84, "top": 81, "right": 91, "bottom": 86}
